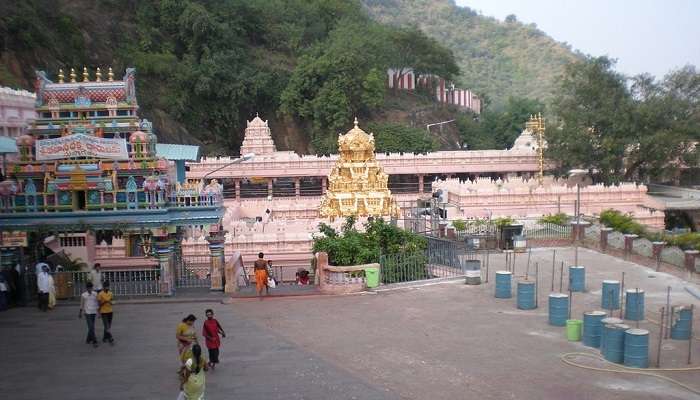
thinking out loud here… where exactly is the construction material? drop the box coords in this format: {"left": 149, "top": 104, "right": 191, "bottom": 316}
{"left": 548, "top": 293, "right": 569, "bottom": 326}
{"left": 623, "top": 328, "right": 650, "bottom": 368}
{"left": 568, "top": 265, "right": 585, "bottom": 292}
{"left": 582, "top": 311, "right": 607, "bottom": 348}
{"left": 495, "top": 271, "right": 512, "bottom": 298}
{"left": 603, "top": 323, "right": 629, "bottom": 364}
{"left": 625, "top": 289, "right": 645, "bottom": 321}
{"left": 517, "top": 281, "right": 536, "bottom": 310}
{"left": 602, "top": 280, "right": 621, "bottom": 310}
{"left": 671, "top": 306, "right": 693, "bottom": 340}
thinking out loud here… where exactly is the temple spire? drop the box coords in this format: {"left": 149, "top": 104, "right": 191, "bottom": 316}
{"left": 58, "top": 69, "right": 65, "bottom": 83}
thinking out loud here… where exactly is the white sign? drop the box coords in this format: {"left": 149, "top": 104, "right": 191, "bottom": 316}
{"left": 36, "top": 134, "right": 129, "bottom": 160}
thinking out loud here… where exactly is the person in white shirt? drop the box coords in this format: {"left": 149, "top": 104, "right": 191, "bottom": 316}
{"left": 36, "top": 265, "right": 51, "bottom": 312}
{"left": 79, "top": 282, "right": 100, "bottom": 347}
{"left": 90, "top": 263, "right": 103, "bottom": 292}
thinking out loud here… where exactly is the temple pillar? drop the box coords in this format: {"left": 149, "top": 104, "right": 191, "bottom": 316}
{"left": 321, "top": 177, "right": 327, "bottom": 194}
{"left": 85, "top": 230, "right": 97, "bottom": 266}
{"left": 418, "top": 174, "right": 424, "bottom": 193}
{"left": 267, "top": 178, "right": 273, "bottom": 199}
{"left": 207, "top": 235, "right": 225, "bottom": 291}
{"left": 295, "top": 178, "right": 301, "bottom": 199}
{"left": 154, "top": 237, "right": 173, "bottom": 296}
{"left": 234, "top": 179, "right": 241, "bottom": 201}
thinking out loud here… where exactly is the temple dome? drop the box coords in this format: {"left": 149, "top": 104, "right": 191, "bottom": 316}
{"left": 129, "top": 130, "right": 148, "bottom": 143}
{"left": 16, "top": 134, "right": 35, "bottom": 146}
{"left": 338, "top": 118, "right": 375, "bottom": 162}
{"left": 247, "top": 115, "right": 268, "bottom": 128}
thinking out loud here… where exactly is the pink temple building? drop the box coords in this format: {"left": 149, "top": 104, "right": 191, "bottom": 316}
{"left": 387, "top": 68, "right": 481, "bottom": 114}
{"left": 183, "top": 115, "right": 664, "bottom": 276}
{"left": 0, "top": 87, "right": 36, "bottom": 138}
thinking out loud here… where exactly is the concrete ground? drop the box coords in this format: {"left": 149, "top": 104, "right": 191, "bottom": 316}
{"left": 1, "top": 247, "right": 699, "bottom": 399}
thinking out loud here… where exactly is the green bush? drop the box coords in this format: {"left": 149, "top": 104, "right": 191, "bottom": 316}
{"left": 451, "top": 219, "right": 467, "bottom": 231}
{"left": 312, "top": 216, "right": 427, "bottom": 266}
{"left": 538, "top": 213, "right": 570, "bottom": 226}
{"left": 494, "top": 217, "right": 515, "bottom": 228}
{"left": 599, "top": 209, "right": 646, "bottom": 236}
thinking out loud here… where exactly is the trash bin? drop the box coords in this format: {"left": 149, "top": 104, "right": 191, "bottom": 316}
{"left": 364, "top": 267, "right": 380, "bottom": 288}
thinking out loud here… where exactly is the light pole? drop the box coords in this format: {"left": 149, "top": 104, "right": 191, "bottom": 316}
{"left": 202, "top": 153, "right": 255, "bottom": 181}
{"left": 569, "top": 169, "right": 587, "bottom": 267}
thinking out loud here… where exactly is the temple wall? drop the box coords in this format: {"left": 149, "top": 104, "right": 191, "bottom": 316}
{"left": 0, "top": 87, "right": 36, "bottom": 138}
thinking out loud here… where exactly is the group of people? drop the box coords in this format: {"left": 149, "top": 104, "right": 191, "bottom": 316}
{"left": 78, "top": 268, "right": 114, "bottom": 348}
{"left": 176, "top": 310, "right": 226, "bottom": 400}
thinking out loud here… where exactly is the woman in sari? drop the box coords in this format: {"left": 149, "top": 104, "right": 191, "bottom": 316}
{"left": 178, "top": 344, "right": 207, "bottom": 400}
{"left": 176, "top": 314, "right": 198, "bottom": 369}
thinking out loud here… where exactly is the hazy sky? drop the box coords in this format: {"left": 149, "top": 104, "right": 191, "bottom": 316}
{"left": 456, "top": 0, "right": 700, "bottom": 78}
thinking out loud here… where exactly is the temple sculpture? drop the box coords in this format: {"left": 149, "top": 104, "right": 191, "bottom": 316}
{"left": 319, "top": 118, "right": 399, "bottom": 219}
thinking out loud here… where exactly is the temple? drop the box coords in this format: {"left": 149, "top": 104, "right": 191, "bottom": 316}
{"left": 0, "top": 68, "right": 226, "bottom": 294}
{"left": 319, "top": 119, "right": 398, "bottom": 219}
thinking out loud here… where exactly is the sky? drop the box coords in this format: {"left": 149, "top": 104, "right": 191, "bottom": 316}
{"left": 456, "top": 0, "right": 700, "bottom": 78}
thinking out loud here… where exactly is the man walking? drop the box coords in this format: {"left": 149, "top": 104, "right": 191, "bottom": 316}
{"left": 97, "top": 280, "right": 114, "bottom": 344}
{"left": 253, "top": 252, "right": 269, "bottom": 297}
{"left": 36, "top": 265, "right": 51, "bottom": 312}
{"left": 79, "top": 282, "right": 99, "bottom": 347}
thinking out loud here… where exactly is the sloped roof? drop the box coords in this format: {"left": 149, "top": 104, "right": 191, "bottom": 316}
{"left": 156, "top": 143, "right": 200, "bottom": 161}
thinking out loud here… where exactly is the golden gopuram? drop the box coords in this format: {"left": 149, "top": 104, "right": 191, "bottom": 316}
{"left": 319, "top": 118, "right": 399, "bottom": 219}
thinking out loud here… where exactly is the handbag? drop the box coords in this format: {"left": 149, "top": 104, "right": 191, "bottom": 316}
{"left": 267, "top": 276, "right": 276, "bottom": 288}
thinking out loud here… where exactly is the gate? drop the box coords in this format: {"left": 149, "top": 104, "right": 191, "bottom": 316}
{"left": 379, "top": 237, "right": 482, "bottom": 284}
{"left": 176, "top": 253, "right": 211, "bottom": 288}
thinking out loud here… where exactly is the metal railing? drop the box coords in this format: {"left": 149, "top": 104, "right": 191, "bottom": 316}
{"left": 177, "top": 254, "right": 211, "bottom": 288}
{"left": 522, "top": 222, "right": 571, "bottom": 239}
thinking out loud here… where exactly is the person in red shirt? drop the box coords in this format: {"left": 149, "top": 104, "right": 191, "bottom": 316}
{"left": 202, "top": 309, "right": 226, "bottom": 370}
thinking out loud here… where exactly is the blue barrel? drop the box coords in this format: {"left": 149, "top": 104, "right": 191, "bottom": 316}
{"left": 671, "top": 306, "right": 693, "bottom": 340}
{"left": 624, "top": 328, "right": 649, "bottom": 368}
{"left": 624, "top": 289, "right": 645, "bottom": 321}
{"left": 548, "top": 293, "right": 569, "bottom": 326}
{"left": 600, "top": 317, "right": 623, "bottom": 354}
{"left": 517, "top": 281, "right": 536, "bottom": 310}
{"left": 601, "top": 280, "right": 620, "bottom": 310}
{"left": 582, "top": 311, "right": 607, "bottom": 348}
{"left": 603, "top": 323, "right": 629, "bottom": 364}
{"left": 569, "top": 265, "right": 585, "bottom": 292}
{"left": 495, "top": 271, "right": 512, "bottom": 298}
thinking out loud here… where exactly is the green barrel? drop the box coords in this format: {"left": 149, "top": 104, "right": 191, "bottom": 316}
{"left": 364, "top": 267, "right": 379, "bottom": 288}
{"left": 566, "top": 319, "right": 583, "bottom": 341}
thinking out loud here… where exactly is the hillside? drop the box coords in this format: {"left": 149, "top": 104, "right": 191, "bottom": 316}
{"left": 0, "top": 0, "right": 573, "bottom": 154}
{"left": 362, "top": 0, "right": 581, "bottom": 108}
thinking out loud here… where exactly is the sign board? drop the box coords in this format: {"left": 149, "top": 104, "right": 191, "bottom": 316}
{"left": 36, "top": 134, "right": 129, "bottom": 160}
{"left": 0, "top": 231, "right": 28, "bottom": 247}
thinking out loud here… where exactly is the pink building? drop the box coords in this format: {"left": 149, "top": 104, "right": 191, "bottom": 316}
{"left": 0, "top": 87, "right": 36, "bottom": 138}
{"left": 387, "top": 69, "right": 481, "bottom": 114}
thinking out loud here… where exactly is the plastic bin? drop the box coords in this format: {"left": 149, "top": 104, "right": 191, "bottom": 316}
{"left": 365, "top": 267, "right": 380, "bottom": 288}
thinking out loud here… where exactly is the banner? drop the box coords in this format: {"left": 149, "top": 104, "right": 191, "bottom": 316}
{"left": 0, "top": 231, "right": 27, "bottom": 247}
{"left": 36, "top": 134, "right": 129, "bottom": 160}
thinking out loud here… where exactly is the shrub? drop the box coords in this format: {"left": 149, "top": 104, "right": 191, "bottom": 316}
{"left": 538, "top": 213, "right": 570, "bottom": 226}
{"left": 452, "top": 219, "right": 467, "bottom": 231}
{"left": 599, "top": 209, "right": 646, "bottom": 236}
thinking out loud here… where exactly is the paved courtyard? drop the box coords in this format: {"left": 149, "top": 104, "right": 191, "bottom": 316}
{"left": 1, "top": 247, "right": 699, "bottom": 399}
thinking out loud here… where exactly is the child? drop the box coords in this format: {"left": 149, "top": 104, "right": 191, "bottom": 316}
{"left": 202, "top": 309, "right": 226, "bottom": 369}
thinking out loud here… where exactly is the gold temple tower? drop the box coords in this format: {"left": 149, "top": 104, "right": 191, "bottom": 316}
{"left": 319, "top": 119, "right": 399, "bottom": 219}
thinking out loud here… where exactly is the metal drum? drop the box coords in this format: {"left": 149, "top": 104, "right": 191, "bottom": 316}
{"left": 495, "top": 271, "right": 512, "bottom": 298}
{"left": 601, "top": 280, "right": 620, "bottom": 310}
{"left": 624, "top": 290, "right": 645, "bottom": 321}
{"left": 568, "top": 265, "right": 585, "bottom": 292}
{"left": 517, "top": 281, "right": 536, "bottom": 310}
{"left": 582, "top": 311, "right": 607, "bottom": 348}
{"left": 603, "top": 323, "right": 629, "bottom": 364}
{"left": 548, "top": 293, "right": 569, "bottom": 326}
{"left": 600, "top": 317, "right": 623, "bottom": 354}
{"left": 464, "top": 260, "right": 481, "bottom": 285}
{"left": 670, "top": 306, "right": 693, "bottom": 340}
{"left": 623, "top": 328, "right": 650, "bottom": 368}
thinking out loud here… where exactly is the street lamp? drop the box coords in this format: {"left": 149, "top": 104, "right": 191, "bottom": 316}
{"left": 568, "top": 169, "right": 587, "bottom": 267}
{"left": 202, "top": 153, "right": 255, "bottom": 180}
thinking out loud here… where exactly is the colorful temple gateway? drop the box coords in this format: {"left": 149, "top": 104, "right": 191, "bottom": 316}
{"left": 0, "top": 68, "right": 226, "bottom": 294}
{"left": 319, "top": 119, "right": 399, "bottom": 219}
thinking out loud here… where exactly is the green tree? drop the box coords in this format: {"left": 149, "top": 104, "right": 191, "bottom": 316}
{"left": 387, "top": 26, "right": 460, "bottom": 87}
{"left": 367, "top": 122, "right": 438, "bottom": 153}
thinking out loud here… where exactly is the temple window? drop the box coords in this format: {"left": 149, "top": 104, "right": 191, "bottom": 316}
{"left": 59, "top": 111, "right": 70, "bottom": 118}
